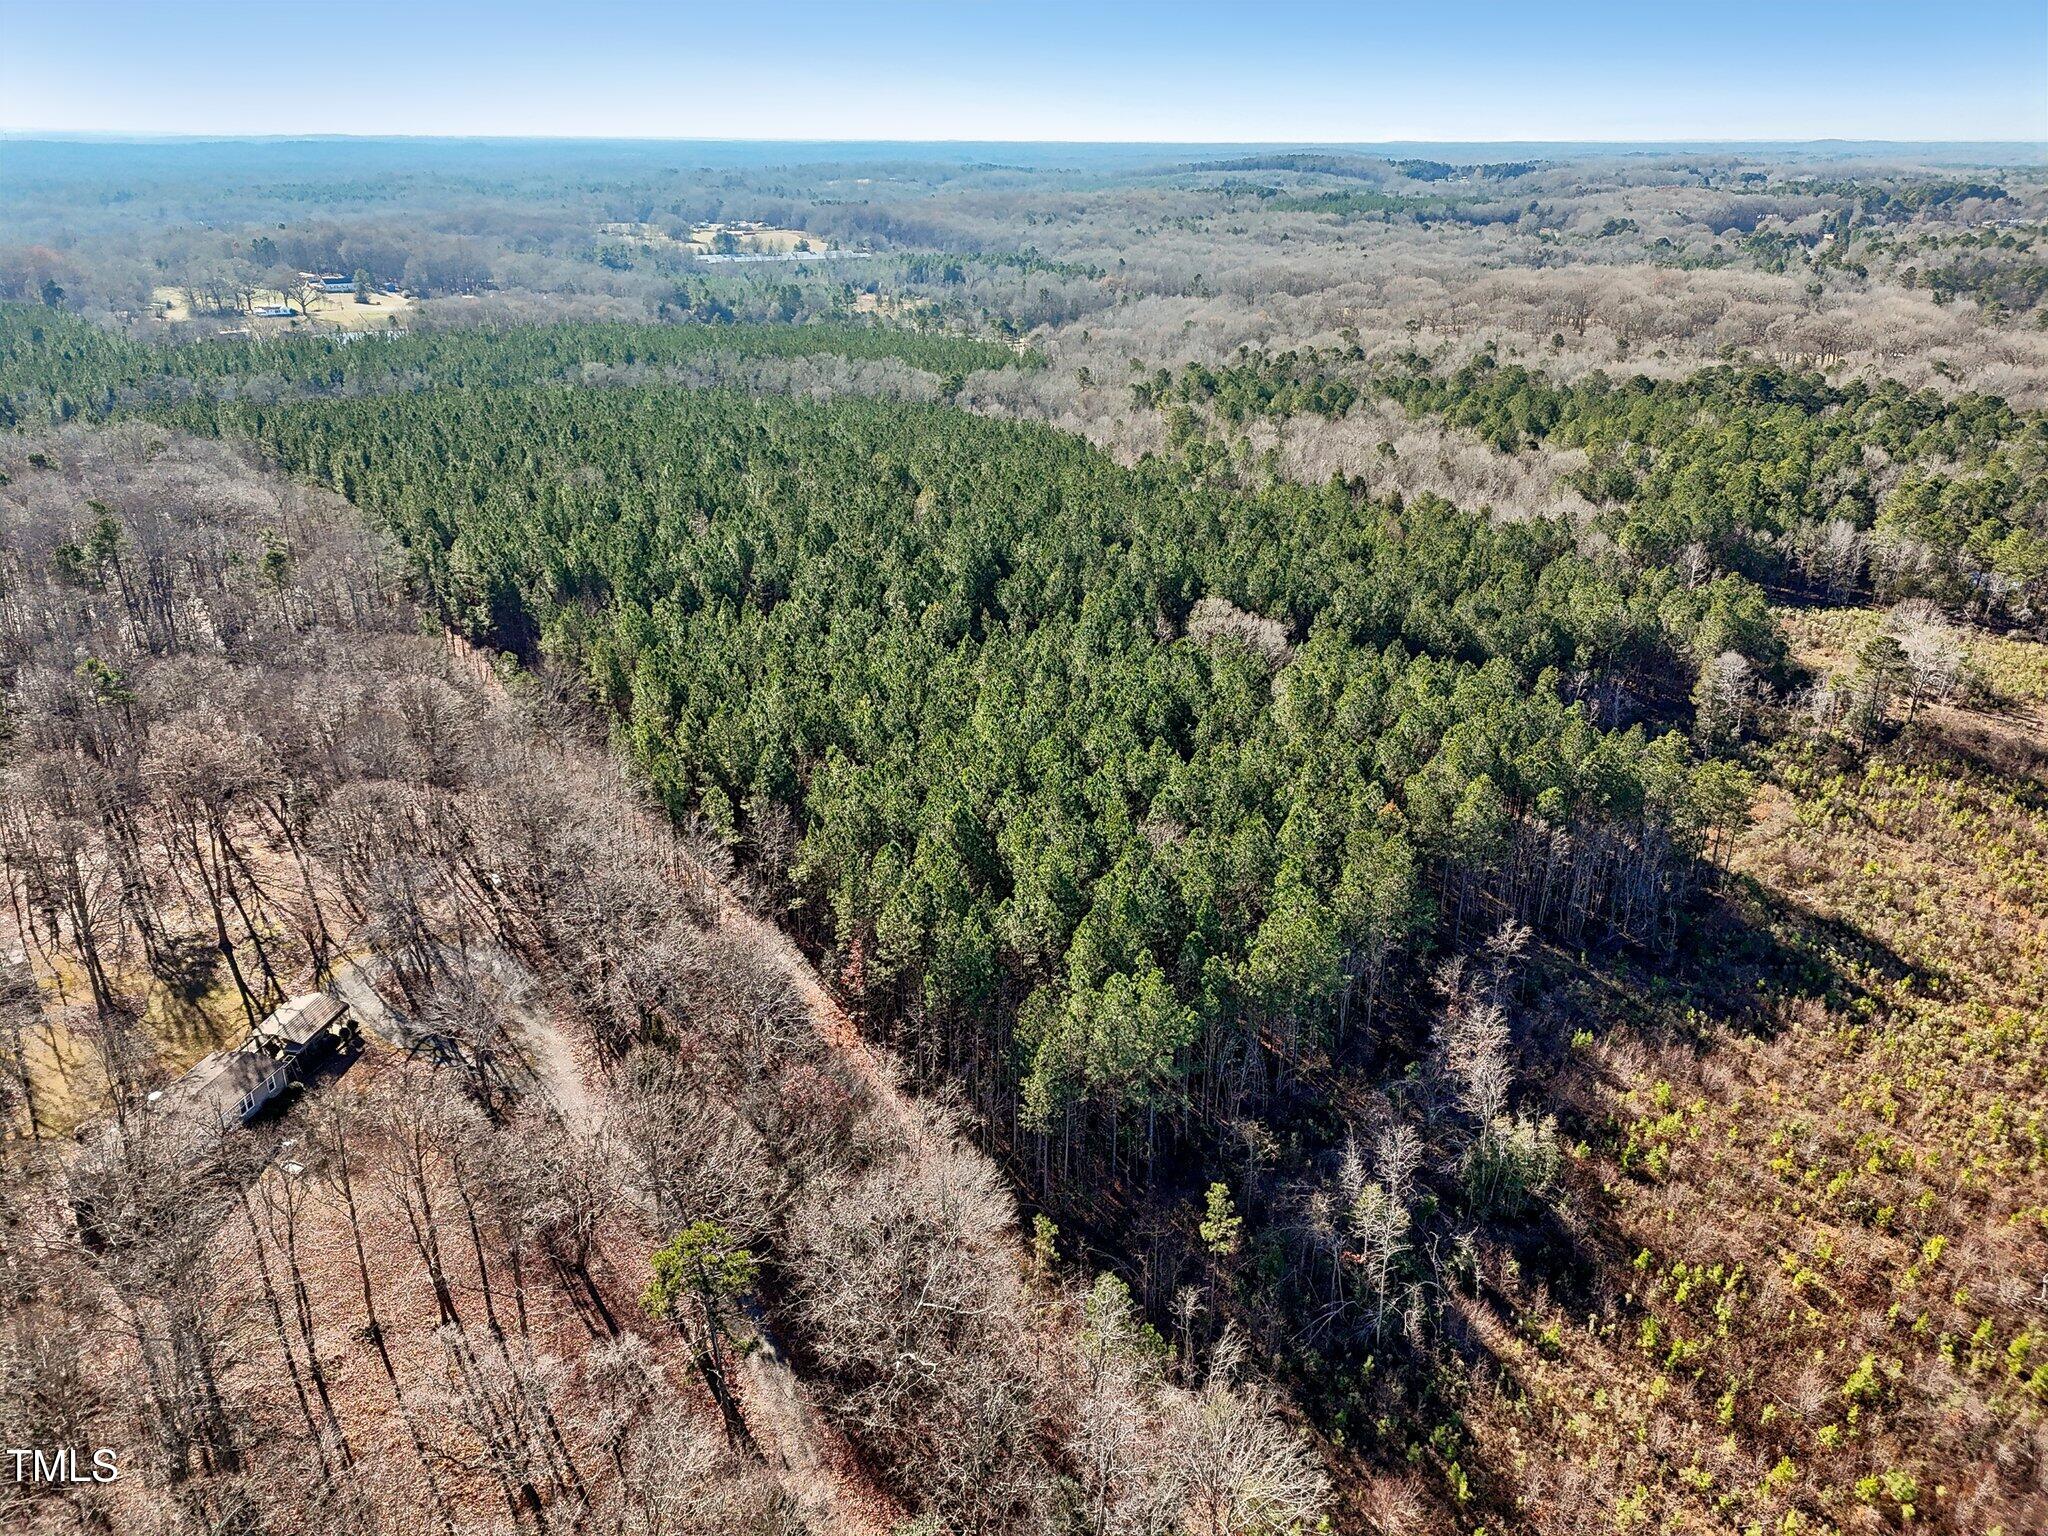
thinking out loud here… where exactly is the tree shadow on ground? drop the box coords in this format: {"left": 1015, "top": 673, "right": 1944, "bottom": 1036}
{"left": 1537, "top": 862, "right": 1917, "bottom": 1064}
{"left": 150, "top": 932, "right": 224, "bottom": 1007}
{"left": 1909, "top": 707, "right": 2048, "bottom": 799}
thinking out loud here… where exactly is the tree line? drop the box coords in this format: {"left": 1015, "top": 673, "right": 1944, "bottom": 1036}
{"left": 0, "top": 304, "right": 1033, "bottom": 429}
{"left": 1375, "top": 352, "right": 2048, "bottom": 617}
{"left": 1136, "top": 346, "right": 2048, "bottom": 624}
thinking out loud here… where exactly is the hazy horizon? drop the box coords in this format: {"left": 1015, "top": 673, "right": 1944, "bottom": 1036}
{"left": 5, "top": 0, "right": 2043, "bottom": 143}
{"left": 7, "top": 131, "right": 2043, "bottom": 149}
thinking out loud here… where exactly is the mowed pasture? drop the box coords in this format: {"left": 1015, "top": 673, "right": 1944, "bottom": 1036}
{"left": 689, "top": 223, "right": 822, "bottom": 253}
{"left": 149, "top": 283, "right": 414, "bottom": 331}
{"left": 596, "top": 219, "right": 833, "bottom": 254}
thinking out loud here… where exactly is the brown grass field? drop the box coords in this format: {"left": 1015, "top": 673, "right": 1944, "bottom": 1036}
{"left": 149, "top": 284, "right": 414, "bottom": 331}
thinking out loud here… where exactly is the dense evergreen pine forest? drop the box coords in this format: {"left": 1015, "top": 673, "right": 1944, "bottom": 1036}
{"left": 0, "top": 307, "right": 1031, "bottom": 427}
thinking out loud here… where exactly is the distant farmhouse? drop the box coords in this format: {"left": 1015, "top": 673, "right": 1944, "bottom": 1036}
{"left": 300, "top": 271, "right": 355, "bottom": 293}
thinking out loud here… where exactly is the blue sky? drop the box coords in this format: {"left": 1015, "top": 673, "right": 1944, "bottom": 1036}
{"left": 2, "top": 0, "right": 2042, "bottom": 143}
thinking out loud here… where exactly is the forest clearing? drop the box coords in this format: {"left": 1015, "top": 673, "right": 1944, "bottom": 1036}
{"left": 148, "top": 284, "right": 414, "bottom": 330}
